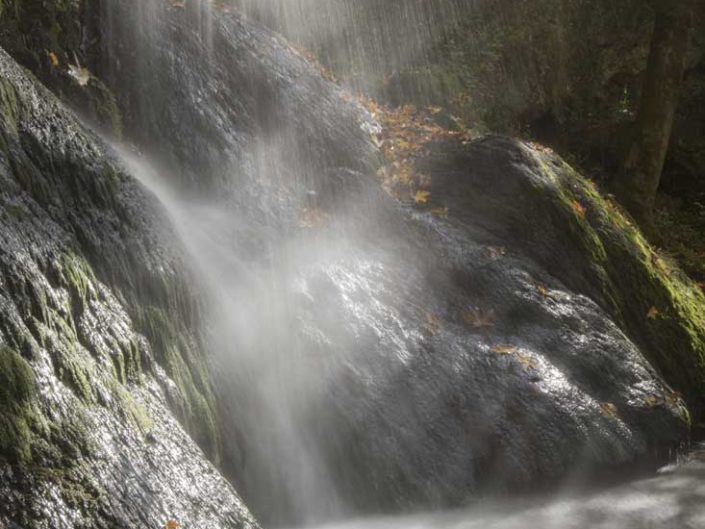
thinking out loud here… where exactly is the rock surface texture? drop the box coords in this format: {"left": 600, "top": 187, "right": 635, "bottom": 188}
{"left": 0, "top": 1, "right": 704, "bottom": 528}
{"left": 0, "top": 48, "right": 257, "bottom": 529}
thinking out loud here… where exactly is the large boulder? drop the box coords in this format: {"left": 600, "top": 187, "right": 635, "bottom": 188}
{"left": 0, "top": 48, "right": 257, "bottom": 529}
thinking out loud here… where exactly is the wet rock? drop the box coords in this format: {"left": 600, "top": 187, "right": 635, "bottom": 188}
{"left": 0, "top": 48, "right": 258, "bottom": 529}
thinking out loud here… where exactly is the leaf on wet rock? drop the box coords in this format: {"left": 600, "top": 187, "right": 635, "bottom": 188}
{"left": 164, "top": 520, "right": 181, "bottom": 529}
{"left": 463, "top": 308, "right": 496, "bottom": 329}
{"left": 300, "top": 207, "right": 329, "bottom": 229}
{"left": 413, "top": 190, "right": 430, "bottom": 204}
{"left": 647, "top": 306, "right": 660, "bottom": 320}
{"left": 424, "top": 313, "right": 442, "bottom": 335}
{"left": 517, "top": 352, "right": 538, "bottom": 371}
{"left": 68, "top": 63, "right": 91, "bottom": 86}
{"left": 430, "top": 207, "right": 449, "bottom": 218}
{"left": 171, "top": 0, "right": 186, "bottom": 7}
{"left": 536, "top": 283, "right": 549, "bottom": 299}
{"left": 46, "top": 50, "right": 59, "bottom": 67}
{"left": 644, "top": 395, "right": 662, "bottom": 408}
{"left": 570, "top": 199, "right": 586, "bottom": 219}
{"left": 600, "top": 402, "right": 618, "bottom": 418}
{"left": 485, "top": 246, "right": 506, "bottom": 260}
{"left": 490, "top": 344, "right": 516, "bottom": 355}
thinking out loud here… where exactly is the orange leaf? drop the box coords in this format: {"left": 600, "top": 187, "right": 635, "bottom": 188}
{"left": 647, "top": 306, "right": 660, "bottom": 320}
{"left": 46, "top": 50, "right": 59, "bottom": 67}
{"left": 164, "top": 521, "right": 181, "bottom": 529}
{"left": 570, "top": 199, "right": 586, "bottom": 219}
{"left": 600, "top": 402, "right": 618, "bottom": 418}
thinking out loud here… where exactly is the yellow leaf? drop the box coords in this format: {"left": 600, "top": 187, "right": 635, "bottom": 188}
{"left": 600, "top": 402, "right": 618, "bottom": 418}
{"left": 536, "top": 284, "right": 549, "bottom": 299}
{"left": 490, "top": 344, "right": 516, "bottom": 355}
{"left": 46, "top": 50, "right": 59, "bottom": 67}
{"left": 647, "top": 306, "right": 660, "bottom": 320}
{"left": 164, "top": 521, "right": 180, "bottom": 529}
{"left": 413, "top": 190, "right": 430, "bottom": 204}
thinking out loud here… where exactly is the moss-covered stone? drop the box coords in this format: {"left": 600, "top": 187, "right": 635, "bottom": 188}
{"left": 0, "top": 345, "right": 39, "bottom": 463}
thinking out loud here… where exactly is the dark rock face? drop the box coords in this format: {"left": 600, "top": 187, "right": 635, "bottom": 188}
{"left": 0, "top": 49, "right": 257, "bottom": 529}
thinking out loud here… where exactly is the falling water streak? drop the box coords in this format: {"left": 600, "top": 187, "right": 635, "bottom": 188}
{"left": 114, "top": 143, "right": 350, "bottom": 524}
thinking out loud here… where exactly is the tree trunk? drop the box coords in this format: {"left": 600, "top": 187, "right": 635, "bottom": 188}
{"left": 614, "top": 0, "right": 694, "bottom": 236}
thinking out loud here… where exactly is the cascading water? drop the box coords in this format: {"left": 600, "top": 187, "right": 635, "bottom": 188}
{"left": 89, "top": 0, "right": 701, "bottom": 527}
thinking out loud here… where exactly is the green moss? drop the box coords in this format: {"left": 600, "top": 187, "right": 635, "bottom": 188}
{"left": 60, "top": 252, "right": 98, "bottom": 304}
{"left": 0, "top": 345, "right": 40, "bottom": 463}
{"left": 535, "top": 149, "right": 705, "bottom": 413}
{"left": 115, "top": 385, "right": 153, "bottom": 434}
{"left": 138, "top": 306, "right": 220, "bottom": 459}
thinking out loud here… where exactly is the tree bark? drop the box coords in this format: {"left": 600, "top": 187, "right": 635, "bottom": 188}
{"left": 614, "top": 0, "right": 694, "bottom": 236}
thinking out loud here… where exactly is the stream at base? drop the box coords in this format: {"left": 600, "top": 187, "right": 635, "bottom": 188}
{"left": 302, "top": 450, "right": 705, "bottom": 529}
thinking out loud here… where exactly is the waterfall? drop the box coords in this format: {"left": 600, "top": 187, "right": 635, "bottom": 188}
{"left": 88, "top": 0, "right": 695, "bottom": 527}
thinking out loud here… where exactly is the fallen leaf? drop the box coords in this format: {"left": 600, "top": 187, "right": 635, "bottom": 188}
{"left": 647, "top": 306, "right": 660, "bottom": 320}
{"left": 68, "top": 63, "right": 91, "bottom": 86}
{"left": 490, "top": 344, "right": 516, "bottom": 355}
{"left": 644, "top": 395, "right": 661, "bottom": 408}
{"left": 430, "top": 207, "right": 449, "bottom": 218}
{"left": 413, "top": 190, "right": 430, "bottom": 204}
{"left": 299, "top": 207, "right": 329, "bottom": 229}
{"left": 424, "top": 313, "right": 442, "bottom": 335}
{"left": 485, "top": 246, "right": 506, "bottom": 260}
{"left": 517, "top": 352, "right": 538, "bottom": 371}
{"left": 463, "top": 308, "right": 496, "bottom": 329}
{"left": 600, "top": 402, "right": 618, "bottom": 418}
{"left": 570, "top": 199, "right": 586, "bottom": 219}
{"left": 536, "top": 284, "right": 549, "bottom": 299}
{"left": 164, "top": 521, "right": 180, "bottom": 529}
{"left": 46, "top": 50, "right": 59, "bottom": 67}
{"left": 171, "top": 0, "right": 186, "bottom": 7}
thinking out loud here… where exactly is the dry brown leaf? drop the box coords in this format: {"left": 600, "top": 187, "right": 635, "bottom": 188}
{"left": 600, "top": 402, "right": 618, "bottom": 418}
{"left": 425, "top": 313, "right": 442, "bottom": 335}
{"left": 517, "top": 352, "right": 538, "bottom": 371}
{"left": 164, "top": 521, "right": 181, "bottom": 529}
{"left": 413, "top": 190, "right": 430, "bottom": 204}
{"left": 46, "top": 50, "right": 59, "bottom": 67}
{"left": 647, "top": 306, "right": 660, "bottom": 320}
{"left": 485, "top": 246, "right": 506, "bottom": 260}
{"left": 299, "top": 207, "right": 329, "bottom": 229}
{"left": 490, "top": 344, "right": 516, "bottom": 355}
{"left": 644, "top": 395, "right": 661, "bottom": 408}
{"left": 570, "top": 199, "right": 586, "bottom": 219}
{"left": 463, "top": 308, "right": 496, "bottom": 329}
{"left": 430, "top": 207, "right": 449, "bottom": 218}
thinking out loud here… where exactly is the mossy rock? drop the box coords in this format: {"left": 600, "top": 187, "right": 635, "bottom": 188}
{"left": 422, "top": 136, "right": 705, "bottom": 416}
{"left": 0, "top": 345, "right": 39, "bottom": 463}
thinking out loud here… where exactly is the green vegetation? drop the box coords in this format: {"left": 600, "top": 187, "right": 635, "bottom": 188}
{"left": 0, "top": 345, "right": 40, "bottom": 463}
